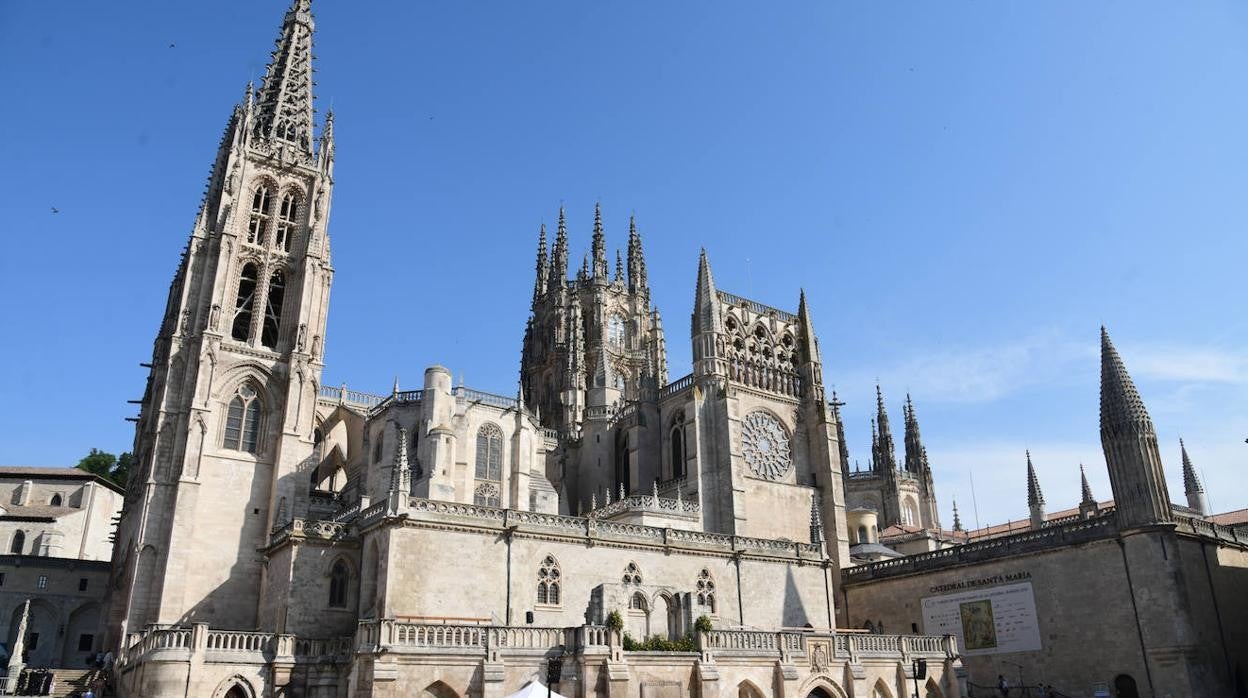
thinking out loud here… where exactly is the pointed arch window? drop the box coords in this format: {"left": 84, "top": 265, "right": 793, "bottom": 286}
{"left": 607, "top": 313, "right": 627, "bottom": 348}
{"left": 247, "top": 185, "right": 273, "bottom": 245}
{"left": 475, "top": 423, "right": 503, "bottom": 482}
{"left": 10, "top": 531, "right": 24, "bottom": 554}
{"left": 261, "top": 269, "right": 286, "bottom": 349}
{"left": 696, "top": 568, "right": 716, "bottom": 614}
{"left": 670, "top": 412, "right": 687, "bottom": 479}
{"left": 224, "top": 385, "right": 262, "bottom": 454}
{"left": 328, "top": 559, "right": 349, "bottom": 608}
{"left": 49, "top": 494, "right": 63, "bottom": 507}
{"left": 231, "top": 263, "right": 259, "bottom": 342}
{"left": 537, "top": 555, "right": 561, "bottom": 606}
{"left": 629, "top": 592, "right": 648, "bottom": 611}
{"left": 275, "top": 193, "right": 298, "bottom": 253}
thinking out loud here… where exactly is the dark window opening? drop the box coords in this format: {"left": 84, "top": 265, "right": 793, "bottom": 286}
{"left": 248, "top": 186, "right": 272, "bottom": 245}
{"left": 78, "top": 577, "right": 88, "bottom": 592}
{"left": 10, "top": 531, "right": 24, "bottom": 554}
{"left": 328, "top": 561, "right": 348, "bottom": 608}
{"left": 275, "top": 193, "right": 297, "bottom": 252}
{"left": 231, "top": 263, "right": 259, "bottom": 342}
{"left": 224, "top": 385, "right": 262, "bottom": 454}
{"left": 49, "top": 494, "right": 62, "bottom": 506}
{"left": 77, "top": 634, "right": 94, "bottom": 652}
{"left": 261, "top": 269, "right": 286, "bottom": 349}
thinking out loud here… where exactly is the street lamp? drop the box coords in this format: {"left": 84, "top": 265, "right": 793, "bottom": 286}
{"left": 911, "top": 658, "right": 927, "bottom": 698}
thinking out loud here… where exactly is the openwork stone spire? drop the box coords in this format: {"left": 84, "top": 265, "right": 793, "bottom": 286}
{"left": 1099, "top": 327, "right": 1173, "bottom": 527}
{"left": 873, "top": 386, "right": 898, "bottom": 474}
{"left": 627, "top": 215, "right": 648, "bottom": 293}
{"left": 550, "top": 206, "right": 569, "bottom": 282}
{"left": 1180, "top": 439, "right": 1209, "bottom": 516}
{"left": 902, "top": 394, "right": 925, "bottom": 474}
{"left": 532, "top": 224, "right": 548, "bottom": 304}
{"left": 591, "top": 202, "right": 608, "bottom": 279}
{"left": 952, "top": 499, "right": 963, "bottom": 532}
{"left": 254, "top": 0, "right": 317, "bottom": 153}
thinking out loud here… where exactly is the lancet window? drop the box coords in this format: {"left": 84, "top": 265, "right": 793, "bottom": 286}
{"left": 475, "top": 423, "right": 503, "bottom": 482}
{"left": 223, "top": 384, "right": 262, "bottom": 454}
{"left": 695, "top": 568, "right": 716, "bottom": 614}
{"left": 261, "top": 269, "right": 286, "bottom": 349}
{"left": 275, "top": 193, "right": 298, "bottom": 252}
{"left": 247, "top": 185, "right": 272, "bottom": 245}
{"left": 328, "top": 560, "right": 349, "bottom": 608}
{"left": 537, "top": 555, "right": 561, "bottom": 605}
{"left": 9, "top": 531, "right": 24, "bottom": 554}
{"left": 231, "top": 263, "right": 259, "bottom": 342}
{"left": 607, "top": 313, "right": 626, "bottom": 347}
{"left": 474, "top": 482, "right": 500, "bottom": 507}
{"left": 670, "top": 412, "right": 687, "bottom": 479}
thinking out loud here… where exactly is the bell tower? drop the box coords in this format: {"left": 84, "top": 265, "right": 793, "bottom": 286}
{"left": 107, "top": 0, "right": 336, "bottom": 641}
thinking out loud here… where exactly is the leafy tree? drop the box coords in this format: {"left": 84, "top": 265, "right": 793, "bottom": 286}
{"left": 76, "top": 448, "right": 131, "bottom": 489}
{"left": 606, "top": 610, "right": 624, "bottom": 632}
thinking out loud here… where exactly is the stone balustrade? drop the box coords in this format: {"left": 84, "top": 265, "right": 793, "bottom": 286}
{"left": 716, "top": 291, "right": 798, "bottom": 323}
{"left": 844, "top": 513, "right": 1120, "bottom": 583}
{"left": 659, "top": 373, "right": 694, "bottom": 399}
{"left": 590, "top": 493, "right": 700, "bottom": 520}
{"left": 117, "top": 623, "right": 352, "bottom": 671}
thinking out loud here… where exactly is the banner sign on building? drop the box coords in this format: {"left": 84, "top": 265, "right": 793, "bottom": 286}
{"left": 921, "top": 581, "right": 1041, "bottom": 656}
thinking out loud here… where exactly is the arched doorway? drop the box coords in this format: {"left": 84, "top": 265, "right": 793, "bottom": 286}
{"left": 663, "top": 594, "right": 681, "bottom": 641}
{"left": 224, "top": 688, "right": 249, "bottom": 698}
{"left": 1113, "top": 674, "right": 1139, "bottom": 698}
{"left": 808, "top": 689, "right": 834, "bottom": 698}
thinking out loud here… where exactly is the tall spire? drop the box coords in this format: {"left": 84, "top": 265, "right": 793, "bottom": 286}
{"left": 532, "top": 224, "right": 549, "bottom": 305}
{"left": 627, "top": 215, "right": 648, "bottom": 293}
{"left": 614, "top": 249, "right": 624, "bottom": 283}
{"left": 591, "top": 202, "right": 608, "bottom": 279}
{"left": 551, "top": 205, "right": 569, "bottom": 283}
{"left": 873, "top": 386, "right": 898, "bottom": 473}
{"left": 952, "top": 499, "right": 963, "bottom": 532}
{"left": 903, "top": 394, "right": 925, "bottom": 474}
{"left": 1080, "top": 464, "right": 1096, "bottom": 506}
{"left": 1099, "top": 327, "right": 1174, "bottom": 527}
{"left": 253, "top": 0, "right": 317, "bottom": 153}
{"left": 1180, "top": 439, "right": 1209, "bottom": 516}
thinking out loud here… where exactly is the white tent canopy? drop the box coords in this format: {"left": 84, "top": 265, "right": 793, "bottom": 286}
{"left": 504, "top": 681, "right": 568, "bottom": 698}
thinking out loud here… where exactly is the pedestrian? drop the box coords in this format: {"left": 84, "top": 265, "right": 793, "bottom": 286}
{"left": 1037, "top": 683, "right": 1048, "bottom": 698}
{"left": 998, "top": 674, "right": 1010, "bottom": 697}
{"left": 102, "top": 650, "right": 114, "bottom": 670}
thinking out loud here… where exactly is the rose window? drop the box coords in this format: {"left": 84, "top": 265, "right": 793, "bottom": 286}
{"left": 741, "top": 411, "right": 792, "bottom": 480}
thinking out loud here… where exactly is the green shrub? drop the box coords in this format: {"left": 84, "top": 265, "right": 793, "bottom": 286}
{"left": 694, "top": 615, "right": 713, "bottom": 633}
{"left": 622, "top": 633, "right": 698, "bottom": 652}
{"left": 606, "top": 610, "right": 624, "bottom": 632}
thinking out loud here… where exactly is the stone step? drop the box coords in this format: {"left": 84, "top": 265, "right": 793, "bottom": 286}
{"left": 12, "top": 668, "right": 102, "bottom": 697}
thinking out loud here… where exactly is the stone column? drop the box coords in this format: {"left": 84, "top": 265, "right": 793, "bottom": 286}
{"left": 6, "top": 599, "right": 29, "bottom": 692}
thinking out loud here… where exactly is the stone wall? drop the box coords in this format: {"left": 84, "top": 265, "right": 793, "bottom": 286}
{"left": 0, "top": 556, "right": 110, "bottom": 667}
{"left": 843, "top": 519, "right": 1247, "bottom": 697}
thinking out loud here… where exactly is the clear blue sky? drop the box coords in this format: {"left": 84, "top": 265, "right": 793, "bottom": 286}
{"left": 1, "top": 1, "right": 1245, "bottom": 526}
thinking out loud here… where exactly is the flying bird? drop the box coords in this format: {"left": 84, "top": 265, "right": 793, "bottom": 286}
{"left": 51, "top": 207, "right": 59, "bottom": 214}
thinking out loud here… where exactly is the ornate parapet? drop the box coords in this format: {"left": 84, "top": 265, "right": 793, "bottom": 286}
{"left": 267, "top": 516, "right": 353, "bottom": 548}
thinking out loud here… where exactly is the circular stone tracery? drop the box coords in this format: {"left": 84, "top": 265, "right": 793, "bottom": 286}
{"left": 741, "top": 411, "right": 792, "bottom": 480}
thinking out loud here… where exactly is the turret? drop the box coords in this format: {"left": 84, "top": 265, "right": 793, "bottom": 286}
{"left": 550, "top": 206, "right": 569, "bottom": 284}
{"left": 1180, "top": 439, "right": 1209, "bottom": 517}
{"left": 795, "top": 290, "right": 825, "bottom": 403}
{"left": 1026, "top": 451, "right": 1045, "bottom": 529}
{"left": 691, "top": 250, "right": 723, "bottom": 377}
{"left": 627, "top": 215, "right": 648, "bottom": 294}
{"left": 1099, "top": 328, "right": 1173, "bottom": 528}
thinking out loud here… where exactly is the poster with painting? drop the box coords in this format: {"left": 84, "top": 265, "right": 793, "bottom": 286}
{"left": 922, "top": 581, "right": 1042, "bottom": 656}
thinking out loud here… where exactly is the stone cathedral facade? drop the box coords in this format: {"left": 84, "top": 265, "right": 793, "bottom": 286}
{"left": 104, "top": 3, "right": 962, "bottom": 697}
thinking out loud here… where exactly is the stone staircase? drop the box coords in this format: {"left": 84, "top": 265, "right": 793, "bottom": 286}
{"left": 13, "top": 668, "right": 100, "bottom": 697}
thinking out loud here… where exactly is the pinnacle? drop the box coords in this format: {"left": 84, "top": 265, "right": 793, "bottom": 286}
{"left": 1079, "top": 464, "right": 1095, "bottom": 505}
{"left": 1100, "top": 327, "right": 1154, "bottom": 437}
{"left": 1026, "top": 451, "right": 1045, "bottom": 507}
{"left": 1180, "top": 439, "right": 1204, "bottom": 494}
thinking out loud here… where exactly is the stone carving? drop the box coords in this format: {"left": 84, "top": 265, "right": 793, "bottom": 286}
{"left": 741, "top": 410, "right": 791, "bottom": 480}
